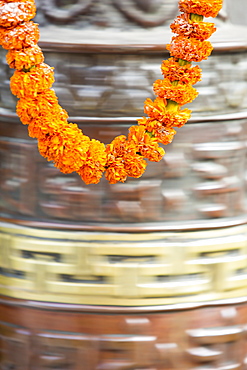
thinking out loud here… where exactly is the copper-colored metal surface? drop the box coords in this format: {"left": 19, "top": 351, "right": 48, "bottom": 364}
{"left": 1, "top": 113, "right": 247, "bottom": 229}
{"left": 0, "top": 295, "right": 247, "bottom": 369}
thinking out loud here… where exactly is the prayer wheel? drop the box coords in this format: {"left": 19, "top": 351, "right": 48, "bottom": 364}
{"left": 1, "top": 0, "right": 247, "bottom": 368}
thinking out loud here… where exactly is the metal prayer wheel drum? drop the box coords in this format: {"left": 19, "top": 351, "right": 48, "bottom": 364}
{"left": 1, "top": 0, "right": 247, "bottom": 368}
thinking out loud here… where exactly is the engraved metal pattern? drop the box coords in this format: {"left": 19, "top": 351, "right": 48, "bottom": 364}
{"left": 2, "top": 49, "right": 247, "bottom": 118}
{"left": 1, "top": 299, "right": 247, "bottom": 369}
{"left": 1, "top": 223, "right": 247, "bottom": 305}
{"left": 40, "top": 0, "right": 95, "bottom": 22}
{"left": 0, "top": 117, "right": 247, "bottom": 226}
{"left": 35, "top": 0, "right": 178, "bottom": 27}
{"left": 112, "top": 0, "right": 178, "bottom": 27}
{"left": 33, "top": 0, "right": 238, "bottom": 27}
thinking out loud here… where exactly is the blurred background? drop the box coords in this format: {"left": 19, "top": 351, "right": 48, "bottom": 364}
{"left": 1, "top": 0, "right": 247, "bottom": 368}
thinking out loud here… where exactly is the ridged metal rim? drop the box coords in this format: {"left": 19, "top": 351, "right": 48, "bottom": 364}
{"left": 1, "top": 294, "right": 247, "bottom": 313}
{"left": 1, "top": 215, "right": 247, "bottom": 233}
{"left": 1, "top": 107, "right": 247, "bottom": 124}
{"left": 38, "top": 40, "right": 247, "bottom": 54}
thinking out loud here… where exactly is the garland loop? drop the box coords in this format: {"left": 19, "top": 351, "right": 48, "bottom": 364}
{"left": 0, "top": 0, "right": 223, "bottom": 184}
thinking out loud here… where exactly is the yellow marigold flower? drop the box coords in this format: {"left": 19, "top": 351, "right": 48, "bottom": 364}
{"left": 10, "top": 63, "right": 54, "bottom": 98}
{"left": 16, "top": 90, "right": 61, "bottom": 125}
{"left": 161, "top": 58, "right": 202, "bottom": 85}
{"left": 170, "top": 14, "right": 216, "bottom": 41}
{"left": 0, "top": 1, "right": 36, "bottom": 28}
{"left": 105, "top": 160, "right": 127, "bottom": 184}
{"left": 0, "top": 21, "right": 39, "bottom": 50}
{"left": 153, "top": 78, "right": 198, "bottom": 105}
{"left": 124, "top": 154, "right": 147, "bottom": 178}
{"left": 167, "top": 35, "right": 213, "bottom": 62}
{"left": 7, "top": 45, "right": 44, "bottom": 70}
{"left": 179, "top": 0, "right": 223, "bottom": 18}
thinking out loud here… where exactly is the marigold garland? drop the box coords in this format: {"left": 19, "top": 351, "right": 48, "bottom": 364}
{"left": 0, "top": 0, "right": 223, "bottom": 184}
{"left": 0, "top": 21, "right": 39, "bottom": 50}
{"left": 179, "top": 0, "right": 223, "bottom": 18}
{"left": 170, "top": 14, "right": 216, "bottom": 41}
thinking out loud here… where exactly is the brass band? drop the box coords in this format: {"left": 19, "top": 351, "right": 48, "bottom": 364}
{"left": 1, "top": 221, "right": 247, "bottom": 306}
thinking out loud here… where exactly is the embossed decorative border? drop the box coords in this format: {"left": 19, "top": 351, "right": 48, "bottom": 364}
{"left": 1, "top": 221, "right": 247, "bottom": 306}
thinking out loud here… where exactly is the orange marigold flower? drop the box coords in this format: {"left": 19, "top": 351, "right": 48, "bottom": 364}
{"left": 105, "top": 160, "right": 127, "bottom": 184}
{"left": 153, "top": 78, "right": 198, "bottom": 105}
{"left": 6, "top": 45, "right": 44, "bottom": 70}
{"left": 139, "top": 107, "right": 191, "bottom": 130}
{"left": 78, "top": 139, "right": 107, "bottom": 184}
{"left": 0, "top": 1, "right": 36, "bottom": 28}
{"left": 138, "top": 118, "right": 177, "bottom": 145}
{"left": 124, "top": 154, "right": 147, "bottom": 178}
{"left": 106, "top": 135, "right": 137, "bottom": 159}
{"left": 105, "top": 134, "right": 147, "bottom": 182}
{"left": 55, "top": 124, "right": 91, "bottom": 173}
{"left": 128, "top": 125, "right": 165, "bottom": 162}
{"left": 4, "top": 0, "right": 34, "bottom": 2}
{"left": 167, "top": 36, "right": 213, "bottom": 62}
{"left": 144, "top": 97, "right": 191, "bottom": 127}
{"left": 84, "top": 139, "right": 107, "bottom": 169}
{"left": 78, "top": 165, "right": 103, "bottom": 185}
{"left": 106, "top": 135, "right": 127, "bottom": 157}
{"left": 0, "top": 21, "right": 39, "bottom": 50}
{"left": 145, "top": 142, "right": 165, "bottom": 161}
{"left": 38, "top": 133, "right": 62, "bottom": 162}
{"left": 16, "top": 90, "right": 61, "bottom": 125}
{"left": 179, "top": 0, "right": 223, "bottom": 18}
{"left": 154, "top": 126, "right": 177, "bottom": 146}
{"left": 161, "top": 58, "right": 202, "bottom": 85}
{"left": 27, "top": 109, "right": 68, "bottom": 138}
{"left": 38, "top": 124, "right": 91, "bottom": 174}
{"left": 10, "top": 63, "right": 54, "bottom": 98}
{"left": 170, "top": 14, "right": 216, "bottom": 41}
{"left": 144, "top": 97, "right": 167, "bottom": 122}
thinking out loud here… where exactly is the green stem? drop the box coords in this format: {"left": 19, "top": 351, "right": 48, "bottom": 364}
{"left": 190, "top": 13, "right": 204, "bottom": 22}
{"left": 146, "top": 131, "right": 154, "bottom": 138}
{"left": 22, "top": 65, "right": 36, "bottom": 73}
{"left": 178, "top": 59, "right": 191, "bottom": 66}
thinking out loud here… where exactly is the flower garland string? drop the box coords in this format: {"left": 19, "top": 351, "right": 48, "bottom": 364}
{"left": 0, "top": 0, "right": 223, "bottom": 184}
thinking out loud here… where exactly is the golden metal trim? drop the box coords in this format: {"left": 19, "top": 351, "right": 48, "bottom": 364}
{"left": 1, "top": 222, "right": 247, "bottom": 306}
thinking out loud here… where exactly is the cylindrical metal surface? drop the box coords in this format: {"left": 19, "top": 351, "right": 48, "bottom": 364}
{"left": 1, "top": 1, "right": 247, "bottom": 368}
